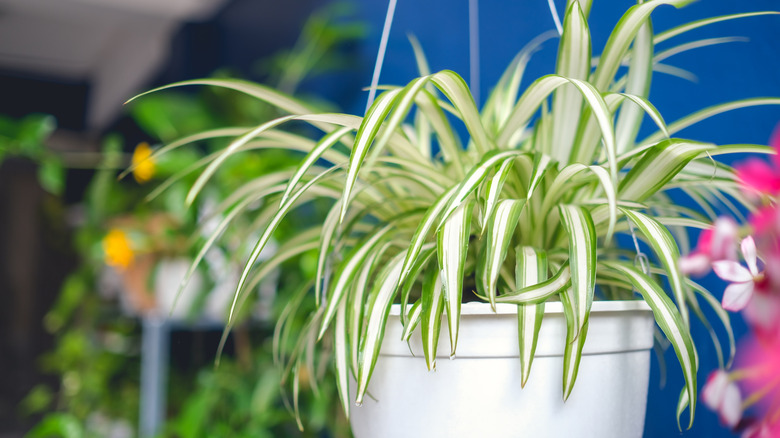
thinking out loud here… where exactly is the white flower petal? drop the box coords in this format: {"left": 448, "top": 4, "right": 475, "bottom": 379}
{"left": 702, "top": 370, "right": 729, "bottom": 411}
{"left": 722, "top": 281, "right": 755, "bottom": 312}
{"left": 741, "top": 236, "right": 759, "bottom": 276}
{"left": 713, "top": 260, "right": 754, "bottom": 283}
{"left": 719, "top": 381, "right": 742, "bottom": 428}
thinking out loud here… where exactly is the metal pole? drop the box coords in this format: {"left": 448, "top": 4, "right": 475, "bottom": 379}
{"left": 139, "top": 315, "right": 170, "bottom": 437}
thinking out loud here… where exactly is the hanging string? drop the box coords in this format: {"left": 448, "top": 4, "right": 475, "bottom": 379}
{"left": 547, "top": 0, "right": 563, "bottom": 36}
{"left": 469, "top": 0, "right": 480, "bottom": 105}
{"left": 628, "top": 220, "right": 651, "bottom": 276}
{"left": 365, "top": 0, "right": 398, "bottom": 114}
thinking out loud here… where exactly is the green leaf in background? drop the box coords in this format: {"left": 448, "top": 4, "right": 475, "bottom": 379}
{"left": 26, "top": 413, "right": 85, "bottom": 438}
{"left": 37, "top": 156, "right": 65, "bottom": 196}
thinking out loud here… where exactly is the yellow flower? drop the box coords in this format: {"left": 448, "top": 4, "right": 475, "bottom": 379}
{"left": 131, "top": 142, "right": 156, "bottom": 183}
{"left": 103, "top": 229, "right": 134, "bottom": 269}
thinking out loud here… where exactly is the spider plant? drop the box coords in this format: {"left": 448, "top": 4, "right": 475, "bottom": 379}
{"left": 127, "top": 0, "right": 779, "bottom": 429}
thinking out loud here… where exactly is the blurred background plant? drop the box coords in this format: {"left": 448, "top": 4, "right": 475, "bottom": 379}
{"left": 16, "top": 4, "right": 364, "bottom": 436}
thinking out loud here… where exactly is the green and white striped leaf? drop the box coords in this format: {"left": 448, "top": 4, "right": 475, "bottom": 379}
{"left": 614, "top": 12, "right": 654, "bottom": 153}
{"left": 527, "top": 153, "right": 554, "bottom": 200}
{"left": 339, "top": 88, "right": 402, "bottom": 222}
{"left": 515, "top": 246, "right": 548, "bottom": 387}
{"left": 315, "top": 200, "right": 343, "bottom": 306}
{"left": 495, "top": 263, "right": 571, "bottom": 304}
{"left": 440, "top": 150, "right": 523, "bottom": 228}
{"left": 349, "top": 242, "right": 392, "bottom": 375}
{"left": 591, "top": 0, "right": 692, "bottom": 91}
{"left": 437, "top": 199, "right": 474, "bottom": 356}
{"left": 421, "top": 269, "right": 445, "bottom": 370}
{"left": 643, "top": 98, "right": 780, "bottom": 144}
{"left": 414, "top": 90, "right": 464, "bottom": 176}
{"left": 318, "top": 223, "right": 395, "bottom": 340}
{"left": 618, "top": 139, "right": 713, "bottom": 202}
{"left": 558, "top": 204, "right": 597, "bottom": 335}
{"left": 483, "top": 31, "right": 557, "bottom": 133}
{"left": 621, "top": 208, "right": 691, "bottom": 326}
{"left": 398, "top": 187, "right": 457, "bottom": 291}
{"left": 618, "top": 92, "right": 669, "bottom": 143}
{"left": 482, "top": 159, "right": 514, "bottom": 235}
{"left": 430, "top": 70, "right": 493, "bottom": 154}
{"left": 551, "top": 0, "right": 591, "bottom": 165}
{"left": 402, "top": 299, "right": 423, "bottom": 345}
{"left": 399, "top": 246, "right": 436, "bottom": 325}
{"left": 560, "top": 286, "right": 589, "bottom": 401}
{"left": 654, "top": 11, "right": 780, "bottom": 45}
{"left": 356, "top": 251, "right": 407, "bottom": 405}
{"left": 478, "top": 199, "right": 526, "bottom": 310}
{"left": 281, "top": 126, "right": 353, "bottom": 206}
{"left": 334, "top": 298, "right": 350, "bottom": 419}
{"left": 602, "top": 261, "right": 697, "bottom": 429}
{"left": 227, "top": 167, "right": 338, "bottom": 328}
{"left": 587, "top": 165, "right": 617, "bottom": 243}
{"left": 499, "top": 76, "right": 617, "bottom": 185}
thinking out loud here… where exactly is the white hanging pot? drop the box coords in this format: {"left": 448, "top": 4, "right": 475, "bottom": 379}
{"left": 349, "top": 300, "right": 654, "bottom": 438}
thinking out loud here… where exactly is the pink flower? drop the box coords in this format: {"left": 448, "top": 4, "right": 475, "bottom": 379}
{"left": 742, "top": 421, "right": 780, "bottom": 438}
{"left": 703, "top": 369, "right": 743, "bottom": 428}
{"left": 749, "top": 206, "right": 780, "bottom": 238}
{"left": 735, "top": 125, "right": 780, "bottom": 195}
{"left": 679, "top": 217, "right": 739, "bottom": 276}
{"left": 743, "top": 291, "right": 780, "bottom": 342}
{"left": 713, "top": 236, "right": 763, "bottom": 311}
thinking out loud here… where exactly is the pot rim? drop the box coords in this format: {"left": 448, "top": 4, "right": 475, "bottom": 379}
{"left": 389, "top": 299, "right": 651, "bottom": 316}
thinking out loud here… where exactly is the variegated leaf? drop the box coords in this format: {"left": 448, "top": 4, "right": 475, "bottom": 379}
{"left": 551, "top": 0, "right": 591, "bottom": 165}
{"left": 621, "top": 208, "right": 691, "bottom": 326}
{"left": 402, "top": 299, "right": 424, "bottom": 345}
{"left": 439, "top": 150, "right": 524, "bottom": 226}
{"left": 482, "top": 159, "right": 514, "bottom": 235}
{"left": 602, "top": 261, "right": 697, "bottom": 429}
{"left": 281, "top": 126, "right": 353, "bottom": 206}
{"left": 421, "top": 269, "right": 445, "bottom": 370}
{"left": 592, "top": 0, "right": 692, "bottom": 91}
{"left": 437, "top": 200, "right": 475, "bottom": 356}
{"left": 558, "top": 204, "right": 597, "bottom": 335}
{"left": 516, "top": 246, "right": 548, "bottom": 387}
{"left": 560, "top": 286, "right": 589, "bottom": 401}
{"left": 618, "top": 139, "right": 713, "bottom": 202}
{"left": 339, "top": 89, "right": 403, "bottom": 222}
{"left": 495, "top": 263, "right": 571, "bottom": 304}
{"left": 478, "top": 199, "right": 526, "bottom": 310}
{"left": 318, "top": 223, "right": 395, "bottom": 339}
{"left": 430, "top": 70, "right": 494, "bottom": 154}
{"left": 356, "top": 251, "right": 408, "bottom": 405}
{"left": 398, "top": 187, "right": 458, "bottom": 293}
{"left": 334, "top": 298, "right": 350, "bottom": 419}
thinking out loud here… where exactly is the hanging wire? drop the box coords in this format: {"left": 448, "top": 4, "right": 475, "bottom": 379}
{"left": 547, "top": 0, "right": 563, "bottom": 36}
{"left": 628, "top": 220, "right": 651, "bottom": 276}
{"left": 365, "top": 0, "right": 399, "bottom": 114}
{"left": 469, "top": 0, "right": 480, "bottom": 105}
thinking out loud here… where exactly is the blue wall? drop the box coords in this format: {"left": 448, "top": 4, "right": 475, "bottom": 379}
{"left": 342, "top": 1, "right": 780, "bottom": 437}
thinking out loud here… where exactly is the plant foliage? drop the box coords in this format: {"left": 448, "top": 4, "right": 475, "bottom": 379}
{"left": 128, "top": 1, "right": 780, "bottom": 429}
